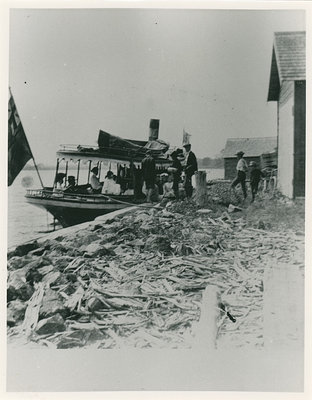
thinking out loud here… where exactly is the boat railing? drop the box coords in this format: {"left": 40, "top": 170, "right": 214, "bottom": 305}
{"left": 25, "top": 189, "right": 118, "bottom": 203}
{"left": 58, "top": 144, "right": 169, "bottom": 159}
{"left": 57, "top": 144, "right": 146, "bottom": 160}
{"left": 59, "top": 144, "right": 98, "bottom": 152}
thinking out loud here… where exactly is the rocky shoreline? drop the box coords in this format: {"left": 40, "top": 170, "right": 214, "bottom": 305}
{"left": 7, "top": 185, "right": 305, "bottom": 350}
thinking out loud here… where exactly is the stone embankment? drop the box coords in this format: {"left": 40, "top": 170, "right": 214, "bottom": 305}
{"left": 7, "top": 188, "right": 305, "bottom": 350}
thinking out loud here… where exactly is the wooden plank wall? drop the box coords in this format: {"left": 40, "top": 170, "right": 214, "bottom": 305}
{"left": 294, "top": 81, "right": 306, "bottom": 197}
{"left": 277, "top": 81, "right": 294, "bottom": 198}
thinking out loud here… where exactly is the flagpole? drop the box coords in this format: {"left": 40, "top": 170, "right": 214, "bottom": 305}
{"left": 9, "top": 87, "right": 44, "bottom": 188}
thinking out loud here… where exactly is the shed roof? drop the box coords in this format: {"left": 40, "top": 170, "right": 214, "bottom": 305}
{"left": 223, "top": 137, "right": 277, "bottom": 158}
{"left": 268, "top": 31, "right": 305, "bottom": 101}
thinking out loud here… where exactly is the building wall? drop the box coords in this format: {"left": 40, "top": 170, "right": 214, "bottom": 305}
{"left": 277, "top": 81, "right": 294, "bottom": 198}
{"left": 224, "top": 156, "right": 260, "bottom": 180}
{"left": 294, "top": 81, "right": 306, "bottom": 197}
{"left": 224, "top": 158, "right": 237, "bottom": 180}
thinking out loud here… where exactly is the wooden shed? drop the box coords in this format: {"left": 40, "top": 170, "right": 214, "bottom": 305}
{"left": 267, "top": 31, "right": 306, "bottom": 198}
{"left": 223, "top": 137, "right": 277, "bottom": 180}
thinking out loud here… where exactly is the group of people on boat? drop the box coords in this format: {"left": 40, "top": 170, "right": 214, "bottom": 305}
{"left": 141, "top": 142, "right": 198, "bottom": 203}
{"left": 89, "top": 167, "right": 122, "bottom": 195}
{"left": 52, "top": 142, "right": 198, "bottom": 204}
{"left": 52, "top": 144, "right": 265, "bottom": 204}
{"left": 53, "top": 167, "right": 122, "bottom": 196}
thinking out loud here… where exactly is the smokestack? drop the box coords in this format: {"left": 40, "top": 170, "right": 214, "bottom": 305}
{"left": 149, "top": 119, "right": 159, "bottom": 141}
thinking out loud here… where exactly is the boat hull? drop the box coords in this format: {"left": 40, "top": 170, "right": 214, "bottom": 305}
{"left": 25, "top": 190, "right": 142, "bottom": 227}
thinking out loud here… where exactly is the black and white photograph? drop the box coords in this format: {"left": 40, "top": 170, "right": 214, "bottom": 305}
{"left": 3, "top": 1, "right": 310, "bottom": 395}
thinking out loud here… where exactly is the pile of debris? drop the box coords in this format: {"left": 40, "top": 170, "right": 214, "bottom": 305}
{"left": 7, "top": 203, "right": 304, "bottom": 349}
{"left": 207, "top": 180, "right": 244, "bottom": 206}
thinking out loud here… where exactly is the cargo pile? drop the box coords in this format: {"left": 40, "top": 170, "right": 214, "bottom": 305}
{"left": 7, "top": 197, "right": 304, "bottom": 349}
{"left": 207, "top": 180, "right": 244, "bottom": 206}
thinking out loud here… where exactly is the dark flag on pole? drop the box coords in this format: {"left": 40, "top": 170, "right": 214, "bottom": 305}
{"left": 8, "top": 93, "right": 32, "bottom": 186}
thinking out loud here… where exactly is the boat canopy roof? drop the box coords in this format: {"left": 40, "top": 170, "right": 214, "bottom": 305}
{"left": 56, "top": 130, "right": 172, "bottom": 168}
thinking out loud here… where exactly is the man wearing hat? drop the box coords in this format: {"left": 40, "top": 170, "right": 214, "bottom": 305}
{"left": 230, "top": 151, "right": 248, "bottom": 199}
{"left": 142, "top": 150, "right": 156, "bottom": 203}
{"left": 183, "top": 143, "right": 198, "bottom": 198}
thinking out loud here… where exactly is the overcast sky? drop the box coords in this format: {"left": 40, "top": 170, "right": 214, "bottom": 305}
{"left": 9, "top": 8, "right": 305, "bottom": 164}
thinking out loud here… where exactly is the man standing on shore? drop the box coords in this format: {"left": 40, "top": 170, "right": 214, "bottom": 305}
{"left": 183, "top": 143, "right": 198, "bottom": 198}
{"left": 249, "top": 161, "right": 263, "bottom": 202}
{"left": 230, "top": 151, "right": 248, "bottom": 199}
{"left": 142, "top": 150, "right": 156, "bottom": 203}
{"left": 168, "top": 149, "right": 183, "bottom": 200}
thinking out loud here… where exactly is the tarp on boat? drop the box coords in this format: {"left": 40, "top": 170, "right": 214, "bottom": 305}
{"left": 98, "top": 130, "right": 169, "bottom": 156}
{"left": 57, "top": 129, "right": 171, "bottom": 167}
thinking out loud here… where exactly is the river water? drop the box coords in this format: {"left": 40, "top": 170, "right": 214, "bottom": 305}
{"left": 7, "top": 168, "right": 224, "bottom": 248}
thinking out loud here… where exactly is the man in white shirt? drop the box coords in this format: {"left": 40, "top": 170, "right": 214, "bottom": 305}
{"left": 230, "top": 151, "right": 248, "bottom": 199}
{"left": 90, "top": 167, "right": 102, "bottom": 193}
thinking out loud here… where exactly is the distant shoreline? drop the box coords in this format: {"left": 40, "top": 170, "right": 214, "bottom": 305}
{"left": 198, "top": 165, "right": 224, "bottom": 169}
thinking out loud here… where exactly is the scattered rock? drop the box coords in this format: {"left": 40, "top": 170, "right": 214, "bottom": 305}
{"left": 54, "top": 235, "right": 65, "bottom": 242}
{"left": 89, "top": 223, "right": 104, "bottom": 232}
{"left": 7, "top": 255, "right": 33, "bottom": 271}
{"left": 86, "top": 297, "right": 104, "bottom": 312}
{"left": 7, "top": 193, "right": 304, "bottom": 350}
{"left": 42, "top": 239, "right": 69, "bottom": 253}
{"left": 127, "top": 239, "right": 145, "bottom": 247}
{"left": 35, "top": 313, "right": 66, "bottom": 335}
{"left": 71, "top": 232, "right": 101, "bottom": 247}
{"left": 161, "top": 210, "right": 176, "bottom": 218}
{"left": 9, "top": 241, "right": 40, "bottom": 257}
{"left": 42, "top": 270, "right": 63, "bottom": 286}
{"left": 84, "top": 243, "right": 114, "bottom": 257}
{"left": 102, "top": 243, "right": 114, "bottom": 251}
{"left": 99, "top": 233, "right": 118, "bottom": 244}
{"left": 145, "top": 235, "right": 172, "bottom": 254}
{"left": 134, "top": 213, "right": 151, "bottom": 223}
{"left": 28, "top": 247, "right": 46, "bottom": 257}
{"left": 38, "top": 265, "right": 55, "bottom": 276}
{"left": 220, "top": 212, "right": 232, "bottom": 221}
{"left": 197, "top": 209, "right": 213, "bottom": 214}
{"left": 53, "top": 256, "right": 75, "bottom": 271}
{"left": 56, "top": 328, "right": 105, "bottom": 348}
{"left": 191, "top": 233, "right": 208, "bottom": 242}
{"left": 56, "top": 337, "right": 84, "bottom": 349}
{"left": 7, "top": 284, "right": 34, "bottom": 302}
{"left": 257, "top": 220, "right": 266, "bottom": 230}
{"left": 7, "top": 269, "right": 34, "bottom": 301}
{"left": 25, "top": 257, "right": 50, "bottom": 270}
{"left": 66, "top": 273, "right": 78, "bottom": 283}
{"left": 172, "top": 242, "right": 194, "bottom": 256}
{"left": 85, "top": 243, "right": 103, "bottom": 255}
{"left": 7, "top": 300, "right": 27, "bottom": 327}
{"left": 140, "top": 222, "right": 158, "bottom": 234}
{"left": 25, "top": 268, "right": 43, "bottom": 285}
{"left": 114, "top": 245, "right": 130, "bottom": 256}
{"left": 228, "top": 204, "right": 243, "bottom": 213}
{"left": 39, "top": 288, "right": 67, "bottom": 319}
